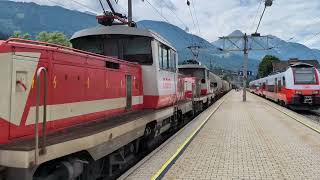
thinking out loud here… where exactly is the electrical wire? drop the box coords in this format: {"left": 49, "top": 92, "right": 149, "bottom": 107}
{"left": 142, "top": 0, "right": 191, "bottom": 44}
{"left": 190, "top": 0, "right": 207, "bottom": 48}
{"left": 143, "top": 0, "right": 170, "bottom": 23}
{"left": 46, "top": 0, "right": 98, "bottom": 14}
{"left": 161, "top": 1, "right": 189, "bottom": 30}
{"left": 191, "top": 0, "right": 201, "bottom": 37}
{"left": 303, "top": 31, "right": 320, "bottom": 44}
{"left": 187, "top": 1, "right": 197, "bottom": 46}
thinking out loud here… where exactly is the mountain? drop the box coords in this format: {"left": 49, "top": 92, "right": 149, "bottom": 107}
{"left": 138, "top": 20, "right": 260, "bottom": 72}
{"left": 0, "top": 1, "right": 259, "bottom": 72}
{"left": 212, "top": 30, "right": 320, "bottom": 61}
{"left": 0, "top": 0, "right": 96, "bottom": 37}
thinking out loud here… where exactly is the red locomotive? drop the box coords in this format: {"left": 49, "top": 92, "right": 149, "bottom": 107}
{"left": 249, "top": 63, "right": 320, "bottom": 110}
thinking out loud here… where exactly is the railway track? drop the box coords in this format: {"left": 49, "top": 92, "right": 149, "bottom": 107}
{"left": 108, "top": 97, "right": 225, "bottom": 179}
{"left": 298, "top": 110, "right": 320, "bottom": 124}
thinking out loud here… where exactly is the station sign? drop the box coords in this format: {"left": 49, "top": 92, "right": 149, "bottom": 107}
{"left": 238, "top": 71, "right": 253, "bottom": 76}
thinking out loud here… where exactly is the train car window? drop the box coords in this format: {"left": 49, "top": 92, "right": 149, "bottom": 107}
{"left": 72, "top": 37, "right": 104, "bottom": 55}
{"left": 122, "top": 37, "right": 153, "bottom": 65}
{"left": 163, "top": 48, "right": 169, "bottom": 69}
{"left": 169, "top": 50, "right": 177, "bottom": 70}
{"left": 293, "top": 67, "right": 316, "bottom": 84}
{"left": 179, "top": 68, "right": 205, "bottom": 79}
{"left": 274, "top": 78, "right": 277, "bottom": 92}
{"left": 282, "top": 77, "right": 286, "bottom": 86}
{"left": 158, "top": 43, "right": 176, "bottom": 71}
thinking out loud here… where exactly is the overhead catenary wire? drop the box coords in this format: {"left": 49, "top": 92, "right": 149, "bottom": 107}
{"left": 302, "top": 31, "right": 320, "bottom": 44}
{"left": 191, "top": 0, "right": 201, "bottom": 37}
{"left": 161, "top": 1, "right": 189, "bottom": 30}
{"left": 142, "top": 0, "right": 192, "bottom": 44}
{"left": 46, "top": 0, "right": 99, "bottom": 14}
{"left": 190, "top": 0, "right": 207, "bottom": 48}
{"left": 187, "top": 0, "right": 197, "bottom": 46}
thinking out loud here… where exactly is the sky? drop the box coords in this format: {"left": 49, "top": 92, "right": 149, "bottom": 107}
{"left": 11, "top": 0, "right": 320, "bottom": 49}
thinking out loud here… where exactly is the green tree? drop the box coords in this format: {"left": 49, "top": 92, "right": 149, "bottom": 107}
{"left": 10, "top": 31, "right": 31, "bottom": 40}
{"left": 36, "top": 31, "right": 71, "bottom": 47}
{"left": 258, "top": 55, "right": 280, "bottom": 78}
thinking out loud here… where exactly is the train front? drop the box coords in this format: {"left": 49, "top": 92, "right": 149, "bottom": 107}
{"left": 286, "top": 63, "right": 320, "bottom": 110}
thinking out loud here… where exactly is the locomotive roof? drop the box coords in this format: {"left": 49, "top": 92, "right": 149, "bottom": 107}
{"left": 290, "top": 62, "right": 314, "bottom": 68}
{"left": 70, "top": 25, "right": 175, "bottom": 50}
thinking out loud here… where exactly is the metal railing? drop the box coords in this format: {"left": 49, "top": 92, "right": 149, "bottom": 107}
{"left": 35, "top": 67, "right": 48, "bottom": 165}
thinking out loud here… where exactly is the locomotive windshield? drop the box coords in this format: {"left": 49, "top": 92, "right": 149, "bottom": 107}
{"left": 293, "top": 67, "right": 317, "bottom": 84}
{"left": 72, "top": 35, "right": 153, "bottom": 65}
{"left": 179, "top": 68, "right": 205, "bottom": 79}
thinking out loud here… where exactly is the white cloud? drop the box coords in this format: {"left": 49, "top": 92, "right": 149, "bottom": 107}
{"left": 10, "top": 0, "right": 320, "bottom": 49}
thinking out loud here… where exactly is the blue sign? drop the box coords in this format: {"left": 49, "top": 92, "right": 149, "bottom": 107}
{"left": 238, "top": 71, "right": 252, "bottom": 76}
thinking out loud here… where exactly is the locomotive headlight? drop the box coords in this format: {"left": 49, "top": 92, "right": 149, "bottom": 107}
{"left": 313, "top": 90, "right": 319, "bottom": 95}
{"left": 295, "top": 90, "right": 302, "bottom": 95}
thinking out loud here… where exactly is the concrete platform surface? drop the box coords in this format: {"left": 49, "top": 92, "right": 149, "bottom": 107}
{"left": 122, "top": 91, "right": 320, "bottom": 180}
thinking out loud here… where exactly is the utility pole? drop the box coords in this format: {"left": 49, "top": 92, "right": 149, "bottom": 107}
{"left": 219, "top": 33, "right": 271, "bottom": 102}
{"left": 243, "top": 34, "right": 248, "bottom": 101}
{"left": 128, "top": 0, "right": 132, "bottom": 24}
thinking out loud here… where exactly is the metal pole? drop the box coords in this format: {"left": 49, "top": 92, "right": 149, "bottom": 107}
{"left": 128, "top": 0, "right": 132, "bottom": 24}
{"left": 243, "top": 34, "right": 248, "bottom": 102}
{"left": 35, "top": 67, "right": 48, "bottom": 165}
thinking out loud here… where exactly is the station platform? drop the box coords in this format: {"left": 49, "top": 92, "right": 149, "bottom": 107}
{"left": 120, "top": 90, "right": 320, "bottom": 180}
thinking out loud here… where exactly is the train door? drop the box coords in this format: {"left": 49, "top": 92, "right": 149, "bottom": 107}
{"left": 274, "top": 78, "right": 277, "bottom": 93}
{"left": 126, "top": 75, "right": 132, "bottom": 109}
{"left": 278, "top": 80, "right": 282, "bottom": 92}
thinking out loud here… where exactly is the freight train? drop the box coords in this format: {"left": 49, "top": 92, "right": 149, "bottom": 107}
{"left": 249, "top": 63, "right": 320, "bottom": 110}
{"left": 0, "top": 19, "right": 231, "bottom": 180}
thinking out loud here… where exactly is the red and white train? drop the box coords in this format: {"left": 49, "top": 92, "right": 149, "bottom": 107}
{"left": 0, "top": 18, "right": 230, "bottom": 180}
{"left": 249, "top": 63, "right": 320, "bottom": 110}
{"left": 178, "top": 61, "right": 231, "bottom": 99}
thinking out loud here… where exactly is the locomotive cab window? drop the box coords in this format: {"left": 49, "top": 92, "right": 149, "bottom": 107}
{"left": 72, "top": 35, "right": 153, "bottom": 65}
{"left": 158, "top": 43, "right": 176, "bottom": 71}
{"left": 293, "top": 67, "right": 316, "bottom": 84}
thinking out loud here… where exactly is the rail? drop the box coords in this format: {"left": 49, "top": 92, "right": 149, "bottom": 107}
{"left": 35, "top": 67, "right": 48, "bottom": 165}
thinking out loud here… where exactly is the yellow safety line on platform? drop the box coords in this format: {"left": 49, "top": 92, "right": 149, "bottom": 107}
{"left": 251, "top": 93, "right": 320, "bottom": 134}
{"left": 151, "top": 93, "right": 229, "bottom": 180}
